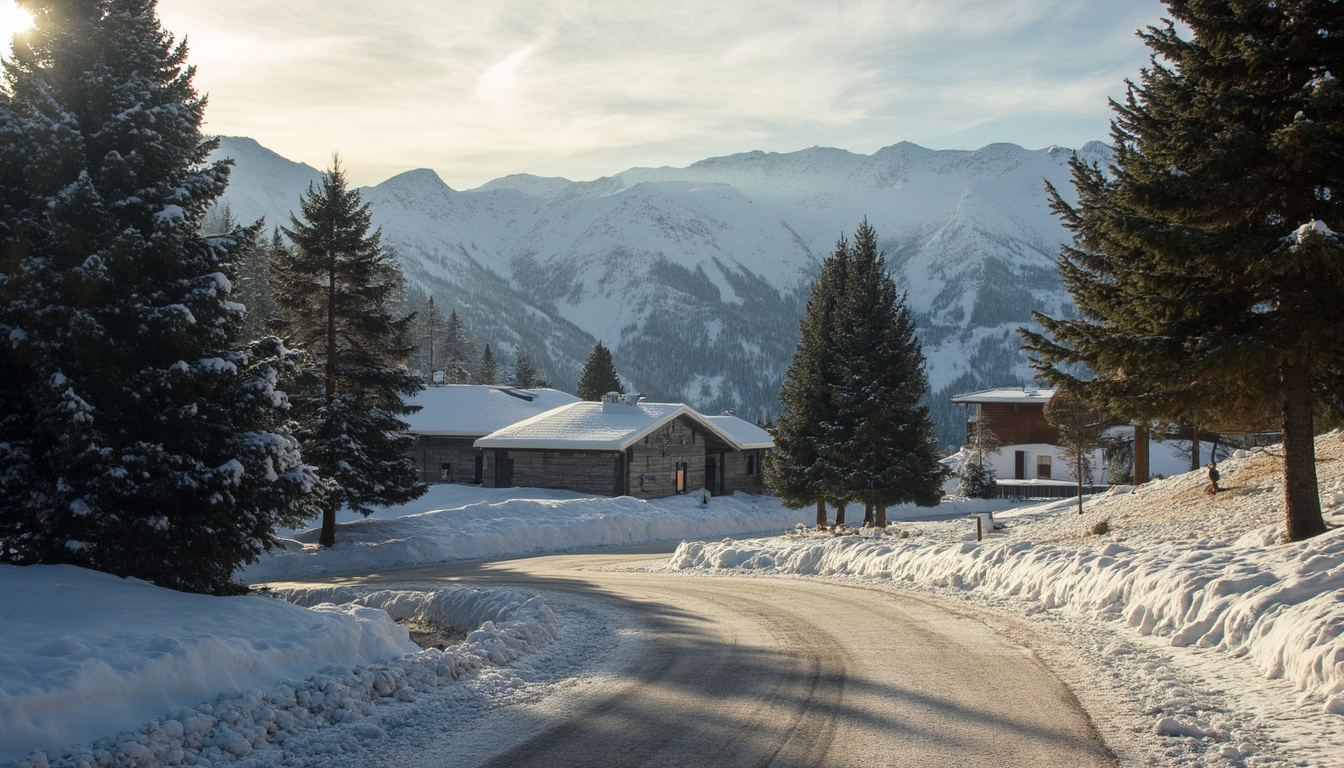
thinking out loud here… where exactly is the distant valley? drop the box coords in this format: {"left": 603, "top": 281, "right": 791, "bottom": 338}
{"left": 211, "top": 137, "right": 1110, "bottom": 448}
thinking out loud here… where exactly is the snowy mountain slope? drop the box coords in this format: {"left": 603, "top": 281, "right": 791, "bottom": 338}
{"left": 210, "top": 137, "right": 1104, "bottom": 445}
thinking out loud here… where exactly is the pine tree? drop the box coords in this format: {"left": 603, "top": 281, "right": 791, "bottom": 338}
{"left": 410, "top": 295, "right": 447, "bottom": 382}
{"left": 767, "top": 235, "right": 852, "bottom": 528}
{"left": 510, "top": 350, "right": 550, "bottom": 389}
{"left": 831, "top": 220, "right": 945, "bottom": 523}
{"left": 477, "top": 343, "right": 498, "bottom": 385}
{"left": 577, "top": 341, "right": 622, "bottom": 400}
{"left": 1021, "top": 0, "right": 1344, "bottom": 541}
{"left": 440, "top": 308, "right": 478, "bottom": 384}
{"left": 272, "top": 158, "right": 424, "bottom": 548}
{"left": 0, "top": 0, "right": 319, "bottom": 593}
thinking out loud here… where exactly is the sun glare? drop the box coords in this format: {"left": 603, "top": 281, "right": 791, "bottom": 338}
{"left": 1, "top": 3, "right": 34, "bottom": 45}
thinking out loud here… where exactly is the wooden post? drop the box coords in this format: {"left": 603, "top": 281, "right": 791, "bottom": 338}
{"left": 976, "top": 515, "right": 983, "bottom": 541}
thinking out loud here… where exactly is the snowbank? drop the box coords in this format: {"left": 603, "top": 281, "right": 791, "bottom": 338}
{"left": 246, "top": 487, "right": 1007, "bottom": 582}
{"left": 667, "top": 439, "right": 1344, "bottom": 712}
{"left": 0, "top": 568, "right": 557, "bottom": 767}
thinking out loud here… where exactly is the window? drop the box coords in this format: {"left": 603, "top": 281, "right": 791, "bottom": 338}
{"left": 675, "top": 462, "right": 688, "bottom": 494}
{"left": 440, "top": 463, "right": 451, "bottom": 482}
{"left": 1036, "top": 455, "right": 1052, "bottom": 480}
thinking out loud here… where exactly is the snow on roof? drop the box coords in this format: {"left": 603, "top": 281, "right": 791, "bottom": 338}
{"left": 402, "top": 386, "right": 582, "bottom": 437}
{"left": 949, "top": 387, "right": 1057, "bottom": 405}
{"left": 475, "top": 401, "right": 764, "bottom": 452}
{"left": 702, "top": 415, "right": 774, "bottom": 450}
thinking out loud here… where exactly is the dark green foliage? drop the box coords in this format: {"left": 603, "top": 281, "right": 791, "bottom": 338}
{"left": 577, "top": 341, "right": 622, "bottom": 400}
{"left": 1021, "top": 0, "right": 1344, "bottom": 541}
{"left": 510, "top": 350, "right": 551, "bottom": 389}
{"left": 769, "top": 221, "right": 945, "bottom": 515}
{"left": 477, "top": 343, "right": 498, "bottom": 385}
{"left": 408, "top": 295, "right": 447, "bottom": 381}
{"left": 959, "top": 461, "right": 998, "bottom": 499}
{"left": 831, "top": 221, "right": 946, "bottom": 508}
{"left": 768, "top": 236, "right": 851, "bottom": 514}
{"left": 0, "top": 0, "right": 319, "bottom": 593}
{"left": 272, "top": 159, "right": 424, "bottom": 547}
{"left": 440, "top": 308, "right": 479, "bottom": 385}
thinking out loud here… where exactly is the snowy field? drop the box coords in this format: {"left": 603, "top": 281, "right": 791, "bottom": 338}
{"left": 3, "top": 437, "right": 1343, "bottom": 767}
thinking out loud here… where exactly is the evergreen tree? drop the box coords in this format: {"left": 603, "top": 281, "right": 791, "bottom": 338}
{"left": 767, "top": 235, "right": 852, "bottom": 528}
{"left": 959, "top": 461, "right": 998, "bottom": 500}
{"left": 1021, "top": 0, "right": 1344, "bottom": 541}
{"left": 477, "top": 343, "right": 498, "bottom": 385}
{"left": 0, "top": 0, "right": 318, "bottom": 593}
{"left": 410, "top": 295, "right": 447, "bottom": 382}
{"left": 831, "top": 220, "right": 946, "bottom": 523}
{"left": 272, "top": 158, "right": 424, "bottom": 548}
{"left": 577, "top": 340, "right": 622, "bottom": 400}
{"left": 510, "top": 350, "right": 550, "bottom": 389}
{"left": 234, "top": 227, "right": 283, "bottom": 343}
{"left": 440, "top": 308, "right": 479, "bottom": 384}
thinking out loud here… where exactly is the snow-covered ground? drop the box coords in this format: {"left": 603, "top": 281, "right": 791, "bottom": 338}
{"left": 4, "top": 437, "right": 1343, "bottom": 767}
{"left": 661, "top": 435, "right": 1344, "bottom": 767}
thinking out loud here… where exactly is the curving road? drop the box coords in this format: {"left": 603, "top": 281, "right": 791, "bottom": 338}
{"left": 289, "top": 550, "right": 1116, "bottom": 767}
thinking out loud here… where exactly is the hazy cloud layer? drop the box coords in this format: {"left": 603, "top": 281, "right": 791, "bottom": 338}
{"left": 12, "top": 1, "right": 1166, "bottom": 187}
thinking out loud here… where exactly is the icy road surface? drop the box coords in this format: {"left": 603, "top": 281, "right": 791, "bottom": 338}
{"left": 277, "top": 550, "right": 1115, "bottom": 768}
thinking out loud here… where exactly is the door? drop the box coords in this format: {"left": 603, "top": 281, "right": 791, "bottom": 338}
{"left": 474, "top": 455, "right": 484, "bottom": 484}
{"left": 705, "top": 458, "right": 717, "bottom": 497}
{"left": 1014, "top": 451, "right": 1026, "bottom": 480}
{"left": 675, "top": 462, "right": 688, "bottom": 494}
{"left": 495, "top": 450, "right": 513, "bottom": 488}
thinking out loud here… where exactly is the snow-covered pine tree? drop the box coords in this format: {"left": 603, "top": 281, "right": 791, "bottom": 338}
{"left": 767, "top": 235, "right": 852, "bottom": 528}
{"left": 272, "top": 158, "right": 424, "bottom": 548}
{"left": 510, "top": 350, "right": 550, "bottom": 389}
{"left": 1021, "top": 0, "right": 1344, "bottom": 541}
{"left": 477, "top": 343, "right": 498, "bottom": 385}
{"left": 0, "top": 0, "right": 319, "bottom": 593}
{"left": 409, "top": 294, "right": 446, "bottom": 382}
{"left": 832, "top": 220, "right": 945, "bottom": 523}
{"left": 440, "top": 308, "right": 479, "bottom": 384}
{"left": 577, "top": 341, "right": 622, "bottom": 400}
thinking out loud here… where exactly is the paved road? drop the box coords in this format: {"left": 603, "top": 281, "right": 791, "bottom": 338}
{"left": 289, "top": 551, "right": 1115, "bottom": 768}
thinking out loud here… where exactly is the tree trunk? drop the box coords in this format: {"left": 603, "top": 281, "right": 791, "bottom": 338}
{"left": 863, "top": 503, "right": 874, "bottom": 526}
{"left": 835, "top": 502, "right": 846, "bottom": 527}
{"left": 1077, "top": 452, "right": 1085, "bottom": 516}
{"left": 1281, "top": 363, "right": 1326, "bottom": 541}
{"left": 319, "top": 501, "right": 337, "bottom": 548}
{"left": 1133, "top": 422, "right": 1150, "bottom": 484}
{"left": 816, "top": 500, "right": 826, "bottom": 529}
{"left": 876, "top": 505, "right": 887, "bottom": 528}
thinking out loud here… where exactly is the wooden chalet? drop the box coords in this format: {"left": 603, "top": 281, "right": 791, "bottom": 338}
{"left": 474, "top": 393, "right": 773, "bottom": 499}
{"left": 950, "top": 388, "right": 1068, "bottom": 481}
{"left": 402, "top": 385, "right": 582, "bottom": 486}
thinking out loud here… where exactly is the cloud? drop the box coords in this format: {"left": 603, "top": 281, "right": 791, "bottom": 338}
{"left": 155, "top": 0, "right": 1166, "bottom": 188}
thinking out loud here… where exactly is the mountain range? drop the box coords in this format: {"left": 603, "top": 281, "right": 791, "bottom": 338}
{"left": 209, "top": 136, "right": 1111, "bottom": 448}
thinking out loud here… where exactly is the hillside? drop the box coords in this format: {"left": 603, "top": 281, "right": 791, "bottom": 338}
{"left": 211, "top": 137, "right": 1109, "bottom": 445}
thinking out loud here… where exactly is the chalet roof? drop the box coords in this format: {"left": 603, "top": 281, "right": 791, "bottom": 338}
{"left": 402, "top": 385, "right": 582, "bottom": 437}
{"left": 949, "top": 387, "right": 1057, "bottom": 405}
{"left": 475, "top": 400, "right": 773, "bottom": 452}
{"left": 702, "top": 415, "right": 774, "bottom": 450}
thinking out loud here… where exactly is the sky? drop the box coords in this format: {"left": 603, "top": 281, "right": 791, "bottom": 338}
{"left": 1, "top": 1, "right": 1169, "bottom": 189}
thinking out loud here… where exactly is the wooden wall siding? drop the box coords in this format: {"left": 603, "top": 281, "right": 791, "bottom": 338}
{"left": 627, "top": 416, "right": 707, "bottom": 499}
{"left": 508, "top": 450, "right": 622, "bottom": 496}
{"left": 411, "top": 436, "right": 493, "bottom": 486}
{"left": 977, "top": 403, "right": 1060, "bottom": 446}
{"left": 719, "top": 449, "right": 768, "bottom": 495}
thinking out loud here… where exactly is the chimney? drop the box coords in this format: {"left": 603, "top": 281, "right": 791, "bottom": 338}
{"left": 602, "top": 391, "right": 623, "bottom": 412}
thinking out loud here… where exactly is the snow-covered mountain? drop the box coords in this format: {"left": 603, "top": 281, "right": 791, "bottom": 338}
{"left": 211, "top": 136, "right": 1110, "bottom": 447}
